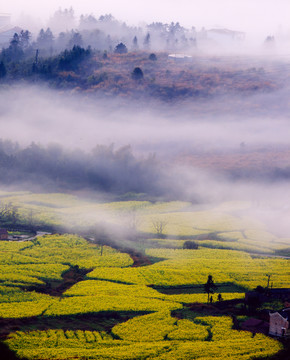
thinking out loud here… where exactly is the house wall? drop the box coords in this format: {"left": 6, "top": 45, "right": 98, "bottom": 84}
{"left": 269, "top": 313, "right": 289, "bottom": 336}
{"left": 0, "top": 229, "right": 9, "bottom": 240}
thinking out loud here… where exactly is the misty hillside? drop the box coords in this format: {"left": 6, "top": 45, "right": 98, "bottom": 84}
{"left": 1, "top": 11, "right": 289, "bottom": 101}
{"left": 0, "top": 47, "right": 287, "bottom": 101}
{"left": 0, "top": 5, "right": 290, "bottom": 360}
{"left": 0, "top": 10, "right": 290, "bottom": 204}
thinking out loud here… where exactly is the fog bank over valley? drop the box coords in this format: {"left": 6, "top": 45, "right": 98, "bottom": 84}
{"left": 1, "top": 84, "right": 290, "bottom": 154}
{"left": 0, "top": 5, "right": 290, "bottom": 239}
{"left": 0, "top": 6, "right": 290, "bottom": 360}
{"left": 1, "top": 84, "right": 290, "bottom": 238}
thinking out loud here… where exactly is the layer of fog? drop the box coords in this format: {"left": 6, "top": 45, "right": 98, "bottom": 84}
{"left": 2, "top": 2, "right": 290, "bottom": 56}
{"left": 1, "top": 84, "right": 290, "bottom": 239}
{"left": 6, "top": 0, "right": 290, "bottom": 38}
{"left": 1, "top": 85, "right": 290, "bottom": 155}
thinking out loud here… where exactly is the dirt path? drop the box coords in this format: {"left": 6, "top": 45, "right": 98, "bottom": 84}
{"left": 28, "top": 266, "right": 93, "bottom": 297}
{"left": 127, "top": 250, "right": 154, "bottom": 267}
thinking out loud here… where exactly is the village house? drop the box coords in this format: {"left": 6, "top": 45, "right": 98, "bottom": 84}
{"left": 207, "top": 28, "right": 245, "bottom": 43}
{"left": 269, "top": 308, "right": 290, "bottom": 337}
{"left": 0, "top": 13, "right": 22, "bottom": 47}
{"left": 0, "top": 228, "right": 9, "bottom": 240}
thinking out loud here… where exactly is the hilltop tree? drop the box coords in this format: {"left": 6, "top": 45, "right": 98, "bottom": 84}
{"left": 114, "top": 42, "right": 128, "bottom": 54}
{"left": 132, "top": 67, "right": 144, "bottom": 80}
{"left": 37, "top": 28, "right": 54, "bottom": 47}
{"left": 132, "top": 36, "right": 139, "bottom": 50}
{"left": 152, "top": 218, "right": 167, "bottom": 238}
{"left": 48, "top": 7, "right": 76, "bottom": 34}
{"left": 79, "top": 14, "right": 98, "bottom": 30}
{"left": 58, "top": 45, "right": 91, "bottom": 71}
{"left": 265, "top": 35, "right": 275, "bottom": 44}
{"left": 19, "top": 30, "right": 31, "bottom": 50}
{"left": 143, "top": 33, "right": 151, "bottom": 49}
{"left": 0, "top": 33, "right": 24, "bottom": 63}
{"left": 68, "top": 31, "right": 83, "bottom": 48}
{"left": 10, "top": 33, "right": 20, "bottom": 47}
{"left": 36, "top": 28, "right": 54, "bottom": 55}
{"left": 204, "top": 275, "right": 217, "bottom": 303}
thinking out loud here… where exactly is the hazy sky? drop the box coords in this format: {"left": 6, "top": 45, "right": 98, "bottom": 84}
{"left": 2, "top": 0, "right": 290, "bottom": 34}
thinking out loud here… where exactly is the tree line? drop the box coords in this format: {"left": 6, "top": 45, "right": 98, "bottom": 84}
{"left": 0, "top": 8, "right": 199, "bottom": 80}
{"left": 0, "top": 141, "right": 162, "bottom": 197}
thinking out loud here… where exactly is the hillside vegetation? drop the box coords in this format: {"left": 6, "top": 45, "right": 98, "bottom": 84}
{"left": 0, "top": 49, "right": 283, "bottom": 101}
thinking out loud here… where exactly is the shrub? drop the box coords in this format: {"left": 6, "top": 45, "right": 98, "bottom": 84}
{"left": 183, "top": 240, "right": 198, "bottom": 249}
{"left": 149, "top": 53, "right": 157, "bottom": 61}
{"left": 132, "top": 67, "right": 144, "bottom": 80}
{"left": 114, "top": 43, "right": 128, "bottom": 54}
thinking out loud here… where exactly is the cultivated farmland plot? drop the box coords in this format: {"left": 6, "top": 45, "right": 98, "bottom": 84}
{"left": 0, "top": 192, "right": 289, "bottom": 359}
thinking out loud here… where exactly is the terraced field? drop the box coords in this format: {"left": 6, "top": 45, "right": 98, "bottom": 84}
{"left": 0, "top": 193, "right": 289, "bottom": 359}
{"left": 1, "top": 191, "right": 289, "bottom": 255}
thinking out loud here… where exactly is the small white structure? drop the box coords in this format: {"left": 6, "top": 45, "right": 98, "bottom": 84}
{"left": 207, "top": 28, "right": 245, "bottom": 43}
{"left": 168, "top": 54, "right": 193, "bottom": 62}
{"left": 269, "top": 308, "right": 290, "bottom": 337}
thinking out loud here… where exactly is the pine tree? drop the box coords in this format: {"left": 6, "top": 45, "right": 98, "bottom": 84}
{"left": 132, "top": 36, "right": 138, "bottom": 50}
{"left": 114, "top": 42, "right": 128, "bottom": 54}
{"left": 143, "top": 33, "right": 150, "bottom": 49}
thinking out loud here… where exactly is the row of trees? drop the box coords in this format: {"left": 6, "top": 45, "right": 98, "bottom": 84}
{"left": 0, "top": 28, "right": 91, "bottom": 64}
{"left": 0, "top": 141, "right": 161, "bottom": 196}
{"left": 47, "top": 8, "right": 197, "bottom": 52}
{"left": 1, "top": 31, "right": 33, "bottom": 64}
{"left": 0, "top": 8, "right": 198, "bottom": 68}
{"left": 0, "top": 28, "right": 156, "bottom": 81}
{"left": 0, "top": 27, "right": 153, "bottom": 61}
{"left": 0, "top": 40, "right": 93, "bottom": 79}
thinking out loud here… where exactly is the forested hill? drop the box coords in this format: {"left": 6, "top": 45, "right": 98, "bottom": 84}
{"left": 0, "top": 45, "right": 280, "bottom": 101}
{"left": 0, "top": 10, "right": 287, "bottom": 101}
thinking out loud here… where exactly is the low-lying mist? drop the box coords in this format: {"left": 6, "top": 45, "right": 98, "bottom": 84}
{"left": 1, "top": 84, "right": 290, "bottom": 153}
{"left": 8, "top": 1, "right": 290, "bottom": 56}
{"left": 1, "top": 84, "right": 290, "bottom": 237}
